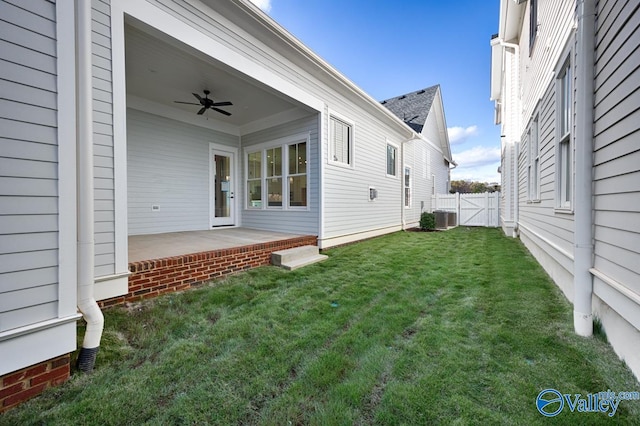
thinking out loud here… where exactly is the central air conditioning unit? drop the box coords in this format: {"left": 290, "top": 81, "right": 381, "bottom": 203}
{"left": 434, "top": 211, "right": 448, "bottom": 229}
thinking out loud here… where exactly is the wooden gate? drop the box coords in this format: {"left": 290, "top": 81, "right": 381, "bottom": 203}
{"left": 432, "top": 192, "right": 500, "bottom": 227}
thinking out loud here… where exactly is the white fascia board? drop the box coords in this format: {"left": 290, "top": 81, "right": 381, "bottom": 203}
{"left": 223, "top": 0, "right": 416, "bottom": 139}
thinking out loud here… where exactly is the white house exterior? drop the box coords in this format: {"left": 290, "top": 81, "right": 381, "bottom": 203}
{"left": 0, "top": 0, "right": 453, "bottom": 409}
{"left": 491, "top": 0, "right": 640, "bottom": 379}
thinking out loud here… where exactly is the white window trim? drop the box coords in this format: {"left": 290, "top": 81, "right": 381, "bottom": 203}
{"left": 328, "top": 110, "right": 355, "bottom": 169}
{"left": 244, "top": 133, "right": 311, "bottom": 212}
{"left": 386, "top": 140, "right": 399, "bottom": 178}
{"left": 555, "top": 52, "right": 574, "bottom": 213}
{"left": 404, "top": 165, "right": 412, "bottom": 208}
{"left": 526, "top": 114, "right": 541, "bottom": 203}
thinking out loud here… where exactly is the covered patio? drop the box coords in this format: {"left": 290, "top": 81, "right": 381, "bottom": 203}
{"left": 99, "top": 228, "right": 317, "bottom": 308}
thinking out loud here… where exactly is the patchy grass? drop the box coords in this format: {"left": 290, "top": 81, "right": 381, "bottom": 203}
{"left": 2, "top": 228, "right": 639, "bottom": 425}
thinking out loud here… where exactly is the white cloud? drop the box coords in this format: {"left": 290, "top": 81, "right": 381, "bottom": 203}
{"left": 452, "top": 145, "right": 500, "bottom": 168}
{"left": 248, "top": 0, "right": 272, "bottom": 12}
{"left": 450, "top": 146, "right": 501, "bottom": 183}
{"left": 447, "top": 125, "right": 478, "bottom": 145}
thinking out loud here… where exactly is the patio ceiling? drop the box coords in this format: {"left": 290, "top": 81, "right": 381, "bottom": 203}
{"left": 124, "top": 17, "right": 313, "bottom": 130}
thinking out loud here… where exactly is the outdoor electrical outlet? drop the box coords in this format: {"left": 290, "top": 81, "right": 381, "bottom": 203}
{"left": 152, "top": 205, "right": 160, "bottom": 211}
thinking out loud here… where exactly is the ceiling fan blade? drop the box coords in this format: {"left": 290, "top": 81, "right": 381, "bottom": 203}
{"left": 211, "top": 101, "right": 233, "bottom": 107}
{"left": 197, "top": 107, "right": 207, "bottom": 115}
{"left": 192, "top": 93, "right": 204, "bottom": 103}
{"left": 212, "top": 107, "right": 231, "bottom": 116}
{"left": 174, "top": 101, "right": 201, "bottom": 105}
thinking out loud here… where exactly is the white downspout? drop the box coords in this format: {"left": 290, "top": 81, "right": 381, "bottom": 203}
{"left": 573, "top": 0, "right": 596, "bottom": 337}
{"left": 76, "top": 0, "right": 104, "bottom": 371}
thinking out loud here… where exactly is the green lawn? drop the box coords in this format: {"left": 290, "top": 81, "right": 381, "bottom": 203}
{"left": 2, "top": 228, "right": 639, "bottom": 425}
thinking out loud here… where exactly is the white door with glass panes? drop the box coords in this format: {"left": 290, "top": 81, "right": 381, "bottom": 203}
{"left": 210, "top": 146, "right": 236, "bottom": 227}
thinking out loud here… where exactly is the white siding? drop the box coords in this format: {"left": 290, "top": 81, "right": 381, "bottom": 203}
{"left": 0, "top": 0, "right": 59, "bottom": 332}
{"left": 92, "top": 0, "right": 115, "bottom": 277}
{"left": 593, "top": 0, "right": 640, "bottom": 296}
{"left": 127, "top": 109, "right": 238, "bottom": 235}
{"left": 240, "top": 115, "right": 320, "bottom": 235}
{"left": 322, "top": 108, "right": 407, "bottom": 239}
{"left": 514, "top": 2, "right": 577, "bottom": 277}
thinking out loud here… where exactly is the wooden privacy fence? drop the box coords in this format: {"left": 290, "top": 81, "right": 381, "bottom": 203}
{"left": 432, "top": 192, "right": 500, "bottom": 227}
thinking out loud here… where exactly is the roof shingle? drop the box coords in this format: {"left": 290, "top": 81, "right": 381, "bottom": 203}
{"left": 380, "top": 85, "right": 439, "bottom": 133}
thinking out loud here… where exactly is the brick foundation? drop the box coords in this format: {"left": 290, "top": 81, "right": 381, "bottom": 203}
{"left": 99, "top": 235, "right": 318, "bottom": 308}
{"left": 0, "top": 355, "right": 70, "bottom": 413}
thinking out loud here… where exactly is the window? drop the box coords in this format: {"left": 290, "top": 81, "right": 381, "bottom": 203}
{"left": 330, "top": 115, "right": 353, "bottom": 166}
{"left": 266, "top": 147, "right": 282, "bottom": 207}
{"left": 246, "top": 136, "right": 309, "bottom": 210}
{"left": 247, "top": 151, "right": 262, "bottom": 208}
{"left": 288, "top": 142, "right": 307, "bottom": 207}
{"left": 527, "top": 116, "right": 540, "bottom": 201}
{"left": 404, "top": 166, "right": 412, "bottom": 208}
{"left": 556, "top": 59, "right": 572, "bottom": 209}
{"left": 529, "top": 0, "right": 538, "bottom": 54}
{"left": 386, "top": 143, "right": 397, "bottom": 176}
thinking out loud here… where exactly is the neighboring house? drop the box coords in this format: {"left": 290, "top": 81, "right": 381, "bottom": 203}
{"left": 381, "top": 85, "right": 456, "bottom": 222}
{"left": 491, "top": 0, "right": 640, "bottom": 379}
{"left": 0, "top": 0, "right": 454, "bottom": 410}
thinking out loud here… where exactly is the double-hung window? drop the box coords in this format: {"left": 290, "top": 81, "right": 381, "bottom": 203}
{"left": 246, "top": 135, "right": 309, "bottom": 210}
{"left": 556, "top": 59, "right": 572, "bottom": 210}
{"left": 404, "top": 166, "right": 412, "bottom": 208}
{"left": 288, "top": 142, "right": 307, "bottom": 207}
{"left": 386, "top": 143, "right": 397, "bottom": 177}
{"left": 330, "top": 115, "right": 353, "bottom": 167}
{"left": 527, "top": 115, "right": 540, "bottom": 201}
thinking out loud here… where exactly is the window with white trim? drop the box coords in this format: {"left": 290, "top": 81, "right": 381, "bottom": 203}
{"left": 288, "top": 141, "right": 307, "bottom": 207}
{"left": 246, "top": 138, "right": 309, "bottom": 210}
{"left": 386, "top": 143, "right": 397, "bottom": 177}
{"left": 330, "top": 115, "right": 353, "bottom": 166}
{"left": 527, "top": 115, "right": 540, "bottom": 201}
{"left": 404, "top": 166, "right": 412, "bottom": 208}
{"left": 247, "top": 151, "right": 262, "bottom": 208}
{"left": 529, "top": 0, "right": 538, "bottom": 54}
{"left": 556, "top": 58, "right": 572, "bottom": 210}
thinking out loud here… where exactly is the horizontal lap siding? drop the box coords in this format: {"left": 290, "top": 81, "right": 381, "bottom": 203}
{"left": 0, "top": 0, "right": 59, "bottom": 332}
{"left": 323, "top": 109, "right": 406, "bottom": 238}
{"left": 127, "top": 109, "right": 239, "bottom": 235}
{"left": 241, "top": 115, "right": 319, "bottom": 235}
{"left": 518, "top": 79, "right": 574, "bottom": 258}
{"left": 92, "top": 0, "right": 115, "bottom": 277}
{"left": 593, "top": 0, "right": 640, "bottom": 294}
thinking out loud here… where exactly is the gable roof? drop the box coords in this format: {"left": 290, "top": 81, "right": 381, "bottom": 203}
{"left": 380, "top": 85, "right": 439, "bottom": 133}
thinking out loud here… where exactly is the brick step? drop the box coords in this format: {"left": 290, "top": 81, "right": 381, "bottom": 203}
{"left": 271, "top": 245, "right": 328, "bottom": 270}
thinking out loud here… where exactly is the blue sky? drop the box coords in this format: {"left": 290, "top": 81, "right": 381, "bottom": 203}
{"left": 249, "top": 0, "right": 501, "bottom": 183}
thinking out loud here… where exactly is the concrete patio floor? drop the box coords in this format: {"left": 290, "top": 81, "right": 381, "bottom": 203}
{"left": 128, "top": 228, "right": 306, "bottom": 263}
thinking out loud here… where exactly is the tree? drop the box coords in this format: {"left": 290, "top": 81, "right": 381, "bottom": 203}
{"left": 450, "top": 180, "right": 501, "bottom": 194}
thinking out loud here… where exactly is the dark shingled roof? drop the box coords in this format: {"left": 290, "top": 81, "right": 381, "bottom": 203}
{"left": 380, "top": 85, "right": 439, "bottom": 133}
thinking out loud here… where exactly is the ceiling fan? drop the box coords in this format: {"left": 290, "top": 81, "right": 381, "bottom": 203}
{"left": 174, "top": 90, "right": 233, "bottom": 116}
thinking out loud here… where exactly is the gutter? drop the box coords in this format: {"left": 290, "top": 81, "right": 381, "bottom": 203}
{"left": 76, "top": 0, "right": 104, "bottom": 371}
{"left": 573, "top": 0, "right": 596, "bottom": 337}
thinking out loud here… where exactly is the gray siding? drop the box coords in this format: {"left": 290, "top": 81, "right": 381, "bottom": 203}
{"left": 92, "top": 0, "right": 115, "bottom": 277}
{"left": 593, "top": 0, "right": 640, "bottom": 294}
{"left": 240, "top": 115, "right": 320, "bottom": 235}
{"left": 127, "top": 109, "right": 239, "bottom": 235}
{"left": 0, "top": 0, "right": 59, "bottom": 332}
{"left": 517, "top": 42, "right": 576, "bottom": 270}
